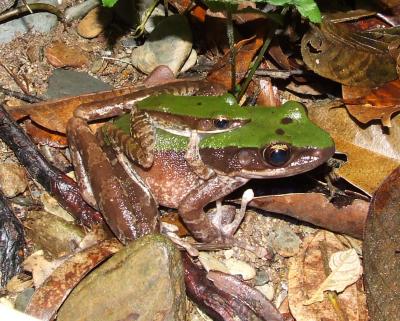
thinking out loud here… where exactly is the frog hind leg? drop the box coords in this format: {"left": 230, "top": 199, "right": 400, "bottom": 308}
{"left": 179, "top": 175, "right": 249, "bottom": 244}
{"left": 101, "top": 108, "right": 155, "bottom": 168}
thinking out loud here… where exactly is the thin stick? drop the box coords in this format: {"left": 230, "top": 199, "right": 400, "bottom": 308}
{"left": 226, "top": 9, "right": 236, "bottom": 93}
{"left": 237, "top": 29, "right": 274, "bottom": 101}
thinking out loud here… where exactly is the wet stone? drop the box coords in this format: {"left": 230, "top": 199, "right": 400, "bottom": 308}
{"left": 46, "top": 69, "right": 112, "bottom": 99}
{"left": 24, "top": 211, "right": 85, "bottom": 257}
{"left": 0, "top": 163, "right": 28, "bottom": 197}
{"left": 77, "top": 7, "right": 113, "bottom": 39}
{"left": 57, "top": 234, "right": 186, "bottom": 321}
{"left": 131, "top": 14, "right": 192, "bottom": 75}
{"left": 271, "top": 226, "right": 301, "bottom": 257}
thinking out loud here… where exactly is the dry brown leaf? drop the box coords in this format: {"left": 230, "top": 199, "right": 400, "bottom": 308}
{"left": 304, "top": 249, "right": 362, "bottom": 305}
{"left": 207, "top": 35, "right": 264, "bottom": 89}
{"left": 308, "top": 102, "right": 400, "bottom": 194}
{"left": 301, "top": 19, "right": 398, "bottom": 87}
{"left": 22, "top": 251, "right": 65, "bottom": 288}
{"left": 248, "top": 193, "right": 368, "bottom": 239}
{"left": 343, "top": 79, "right": 400, "bottom": 127}
{"left": 288, "top": 231, "right": 368, "bottom": 321}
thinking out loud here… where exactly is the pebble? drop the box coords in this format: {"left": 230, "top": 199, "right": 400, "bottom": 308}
{"left": 45, "top": 41, "right": 89, "bottom": 68}
{"left": 77, "top": 7, "right": 113, "bottom": 39}
{"left": 131, "top": 14, "right": 192, "bottom": 75}
{"left": 46, "top": 69, "right": 112, "bottom": 99}
{"left": 180, "top": 48, "right": 197, "bottom": 73}
{"left": 0, "top": 0, "right": 14, "bottom": 14}
{"left": 224, "top": 258, "right": 256, "bottom": 281}
{"left": 64, "top": 0, "right": 100, "bottom": 22}
{"left": 24, "top": 211, "right": 85, "bottom": 257}
{"left": 14, "top": 288, "right": 35, "bottom": 312}
{"left": 198, "top": 252, "right": 229, "bottom": 274}
{"left": 254, "top": 269, "right": 270, "bottom": 286}
{"left": 271, "top": 225, "right": 301, "bottom": 257}
{"left": 57, "top": 234, "right": 186, "bottom": 321}
{"left": 0, "top": 12, "right": 58, "bottom": 44}
{"left": 255, "top": 283, "right": 275, "bottom": 301}
{"left": 0, "top": 163, "right": 28, "bottom": 197}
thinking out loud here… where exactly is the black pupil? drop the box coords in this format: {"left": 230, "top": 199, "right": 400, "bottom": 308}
{"left": 268, "top": 149, "right": 290, "bottom": 166}
{"left": 214, "top": 119, "right": 229, "bottom": 129}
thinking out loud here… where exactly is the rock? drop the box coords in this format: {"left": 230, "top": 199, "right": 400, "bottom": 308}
{"left": 0, "top": 163, "right": 28, "bottom": 197}
{"left": 255, "top": 283, "right": 275, "bottom": 301}
{"left": 0, "top": 0, "right": 14, "bottom": 14}
{"left": 144, "top": 5, "right": 173, "bottom": 34}
{"left": 254, "top": 269, "right": 270, "bottom": 286}
{"left": 24, "top": 211, "right": 85, "bottom": 257}
{"left": 198, "top": 252, "right": 229, "bottom": 274}
{"left": 180, "top": 49, "right": 197, "bottom": 73}
{"left": 46, "top": 69, "right": 112, "bottom": 99}
{"left": 57, "top": 234, "right": 186, "bottom": 321}
{"left": 14, "top": 288, "right": 35, "bottom": 312}
{"left": 131, "top": 15, "right": 192, "bottom": 75}
{"left": 65, "top": 0, "right": 100, "bottom": 22}
{"left": 271, "top": 226, "right": 301, "bottom": 257}
{"left": 45, "top": 41, "right": 90, "bottom": 68}
{"left": 224, "top": 258, "right": 256, "bottom": 281}
{"left": 77, "top": 7, "right": 113, "bottom": 39}
{"left": 0, "top": 12, "right": 58, "bottom": 44}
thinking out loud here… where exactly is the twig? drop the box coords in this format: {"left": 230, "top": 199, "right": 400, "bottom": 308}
{"left": 226, "top": 9, "right": 236, "bottom": 94}
{"left": 0, "top": 61, "right": 30, "bottom": 95}
{"left": 0, "top": 104, "right": 103, "bottom": 227}
{"left": 255, "top": 68, "right": 304, "bottom": 79}
{"left": 0, "top": 86, "right": 43, "bottom": 103}
{"left": 0, "top": 2, "right": 64, "bottom": 23}
{"left": 0, "top": 190, "right": 25, "bottom": 287}
{"left": 237, "top": 29, "right": 274, "bottom": 101}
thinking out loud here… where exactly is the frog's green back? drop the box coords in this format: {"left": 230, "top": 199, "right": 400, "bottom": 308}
{"left": 199, "top": 101, "right": 333, "bottom": 150}
{"left": 116, "top": 98, "right": 333, "bottom": 152}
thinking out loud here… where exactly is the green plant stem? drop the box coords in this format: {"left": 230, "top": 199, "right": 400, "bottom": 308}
{"left": 237, "top": 29, "right": 274, "bottom": 102}
{"left": 133, "top": 0, "right": 159, "bottom": 38}
{"left": 226, "top": 9, "right": 236, "bottom": 94}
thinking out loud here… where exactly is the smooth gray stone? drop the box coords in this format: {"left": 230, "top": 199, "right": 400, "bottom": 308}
{"left": 46, "top": 69, "right": 112, "bottom": 99}
{"left": 0, "top": 12, "right": 58, "bottom": 44}
{"left": 57, "top": 234, "right": 186, "bottom": 321}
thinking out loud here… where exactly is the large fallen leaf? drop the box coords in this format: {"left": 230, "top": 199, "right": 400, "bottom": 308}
{"left": 7, "top": 86, "right": 137, "bottom": 134}
{"left": 304, "top": 249, "right": 362, "bottom": 305}
{"left": 288, "top": 231, "right": 368, "bottom": 321}
{"left": 301, "top": 19, "right": 399, "bottom": 87}
{"left": 343, "top": 79, "right": 400, "bottom": 127}
{"left": 308, "top": 102, "right": 400, "bottom": 194}
{"left": 363, "top": 166, "right": 400, "bottom": 321}
{"left": 247, "top": 193, "right": 368, "bottom": 239}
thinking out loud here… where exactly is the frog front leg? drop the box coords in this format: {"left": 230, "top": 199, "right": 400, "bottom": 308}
{"left": 179, "top": 175, "right": 249, "bottom": 243}
{"left": 67, "top": 117, "right": 159, "bottom": 243}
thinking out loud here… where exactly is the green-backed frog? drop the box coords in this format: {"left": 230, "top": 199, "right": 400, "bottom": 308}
{"left": 67, "top": 80, "right": 335, "bottom": 245}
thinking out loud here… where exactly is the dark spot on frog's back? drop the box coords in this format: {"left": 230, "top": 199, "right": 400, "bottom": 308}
{"left": 281, "top": 117, "right": 293, "bottom": 124}
{"left": 275, "top": 128, "right": 285, "bottom": 135}
{"left": 197, "top": 102, "right": 202, "bottom": 105}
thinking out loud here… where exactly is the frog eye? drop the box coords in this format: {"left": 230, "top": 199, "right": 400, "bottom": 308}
{"left": 213, "top": 118, "right": 229, "bottom": 129}
{"left": 263, "top": 144, "right": 291, "bottom": 166}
